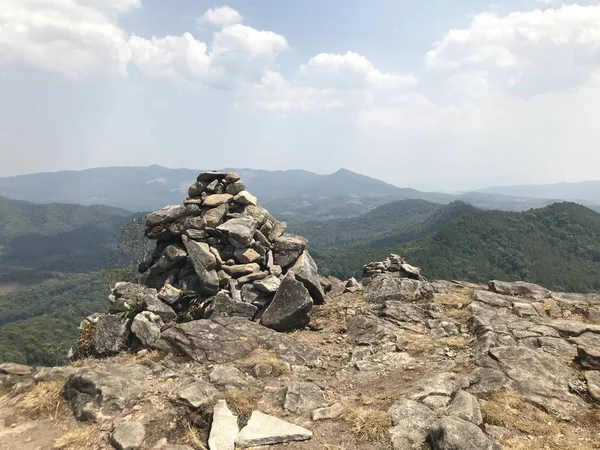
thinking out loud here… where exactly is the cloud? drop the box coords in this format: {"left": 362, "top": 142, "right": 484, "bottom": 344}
{"left": 197, "top": 5, "right": 243, "bottom": 27}
{"left": 0, "top": 0, "right": 136, "bottom": 78}
{"left": 299, "top": 51, "right": 417, "bottom": 90}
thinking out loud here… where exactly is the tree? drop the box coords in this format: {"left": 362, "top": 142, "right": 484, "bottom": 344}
{"left": 102, "top": 216, "right": 154, "bottom": 288}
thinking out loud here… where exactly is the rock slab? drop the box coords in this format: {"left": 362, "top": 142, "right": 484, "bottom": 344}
{"left": 208, "top": 400, "right": 238, "bottom": 450}
{"left": 236, "top": 411, "right": 312, "bottom": 448}
{"left": 110, "top": 422, "right": 145, "bottom": 450}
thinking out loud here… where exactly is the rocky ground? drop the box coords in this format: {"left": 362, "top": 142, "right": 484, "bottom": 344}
{"left": 1, "top": 274, "right": 600, "bottom": 450}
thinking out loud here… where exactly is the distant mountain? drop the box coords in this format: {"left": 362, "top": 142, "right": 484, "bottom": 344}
{"left": 478, "top": 180, "right": 600, "bottom": 205}
{"left": 0, "top": 165, "right": 557, "bottom": 216}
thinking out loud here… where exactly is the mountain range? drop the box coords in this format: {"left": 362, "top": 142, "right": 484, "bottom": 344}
{"left": 1, "top": 165, "right": 590, "bottom": 218}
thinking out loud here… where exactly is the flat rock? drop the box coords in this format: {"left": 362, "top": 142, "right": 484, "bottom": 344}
{"left": 288, "top": 250, "right": 325, "bottom": 305}
{"left": 236, "top": 411, "right": 312, "bottom": 448}
{"left": 234, "top": 248, "right": 261, "bottom": 264}
{"left": 447, "top": 390, "right": 483, "bottom": 425}
{"left": 208, "top": 400, "right": 238, "bottom": 450}
{"left": 217, "top": 217, "right": 258, "bottom": 248}
{"left": 209, "top": 365, "right": 247, "bottom": 388}
{"left": 176, "top": 380, "right": 219, "bottom": 408}
{"left": 284, "top": 381, "right": 327, "bottom": 415}
{"left": 488, "top": 280, "right": 551, "bottom": 300}
{"left": 110, "top": 422, "right": 145, "bottom": 450}
{"left": 428, "top": 417, "right": 502, "bottom": 450}
{"left": 0, "top": 363, "right": 33, "bottom": 376}
{"left": 311, "top": 403, "right": 345, "bottom": 421}
{"left": 388, "top": 399, "right": 438, "bottom": 450}
{"left": 203, "top": 194, "right": 233, "bottom": 207}
{"left": 260, "top": 272, "right": 313, "bottom": 332}
{"left": 575, "top": 346, "right": 600, "bottom": 370}
{"left": 152, "top": 439, "right": 194, "bottom": 450}
{"left": 364, "top": 274, "right": 433, "bottom": 304}
{"left": 253, "top": 275, "right": 281, "bottom": 294}
{"left": 34, "top": 366, "right": 76, "bottom": 382}
{"left": 222, "top": 263, "right": 261, "bottom": 277}
{"left": 146, "top": 205, "right": 192, "bottom": 228}
{"left": 233, "top": 191, "right": 257, "bottom": 206}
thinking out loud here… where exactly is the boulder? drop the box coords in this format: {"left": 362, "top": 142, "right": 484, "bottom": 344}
{"left": 92, "top": 315, "right": 129, "bottom": 357}
{"left": 110, "top": 422, "right": 145, "bottom": 450}
{"left": 236, "top": 411, "right": 312, "bottom": 448}
{"left": 311, "top": 403, "right": 344, "bottom": 421}
{"left": 207, "top": 292, "right": 258, "bottom": 320}
{"left": 364, "top": 274, "right": 433, "bottom": 304}
{"left": 222, "top": 263, "right": 261, "bottom": 278}
{"left": 447, "top": 390, "right": 483, "bottom": 425}
{"left": 253, "top": 275, "right": 281, "bottom": 294}
{"left": 225, "top": 181, "right": 246, "bottom": 196}
{"left": 284, "top": 381, "right": 327, "bottom": 415}
{"left": 0, "top": 363, "right": 33, "bottom": 376}
{"left": 204, "top": 204, "right": 229, "bottom": 228}
{"left": 131, "top": 311, "right": 164, "bottom": 348}
{"left": 272, "top": 234, "right": 307, "bottom": 268}
{"left": 488, "top": 280, "right": 551, "bottom": 300}
{"left": 428, "top": 417, "right": 502, "bottom": 450}
{"left": 209, "top": 365, "right": 247, "bottom": 388}
{"left": 388, "top": 399, "right": 438, "bottom": 450}
{"left": 182, "top": 236, "right": 219, "bottom": 295}
{"left": 344, "top": 277, "right": 363, "bottom": 294}
{"left": 288, "top": 250, "right": 325, "bottom": 305}
{"left": 176, "top": 380, "right": 219, "bottom": 408}
{"left": 217, "top": 218, "right": 258, "bottom": 248}
{"left": 260, "top": 273, "right": 313, "bottom": 332}
{"left": 144, "top": 295, "right": 177, "bottom": 321}
{"left": 233, "top": 191, "right": 257, "bottom": 206}
{"left": 203, "top": 194, "right": 233, "bottom": 207}
{"left": 146, "top": 205, "right": 193, "bottom": 228}
{"left": 208, "top": 400, "right": 238, "bottom": 450}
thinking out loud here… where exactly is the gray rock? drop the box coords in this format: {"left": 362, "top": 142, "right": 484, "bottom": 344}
{"left": 92, "top": 315, "right": 129, "bottom": 356}
{"left": 217, "top": 218, "right": 258, "bottom": 248}
{"left": 311, "top": 403, "right": 344, "bottom": 421}
{"left": 344, "top": 277, "right": 363, "bottom": 293}
{"left": 177, "top": 380, "right": 219, "bottom": 408}
{"left": 152, "top": 439, "right": 194, "bottom": 450}
{"left": 204, "top": 204, "right": 229, "bottom": 228}
{"left": 208, "top": 400, "right": 238, "bottom": 450}
{"left": 225, "top": 181, "right": 246, "bottom": 196}
{"left": 0, "top": 363, "right": 32, "bottom": 376}
{"left": 272, "top": 234, "right": 307, "bottom": 268}
{"left": 203, "top": 194, "right": 233, "bottom": 207}
{"left": 34, "top": 366, "right": 76, "bottom": 382}
{"left": 346, "top": 315, "right": 399, "bottom": 346}
{"left": 110, "top": 422, "right": 145, "bottom": 450}
{"left": 149, "top": 244, "right": 187, "bottom": 275}
{"left": 288, "top": 250, "right": 325, "bottom": 305}
{"left": 423, "top": 395, "right": 451, "bottom": 409}
{"left": 236, "top": 411, "right": 312, "bottom": 448}
{"left": 222, "top": 263, "right": 261, "bottom": 278}
{"left": 268, "top": 221, "right": 287, "bottom": 241}
{"left": 207, "top": 292, "right": 258, "bottom": 320}
{"left": 198, "top": 171, "right": 227, "bottom": 182}
{"left": 233, "top": 191, "right": 257, "bottom": 206}
{"left": 146, "top": 205, "right": 192, "bottom": 228}
{"left": 182, "top": 235, "right": 219, "bottom": 295}
{"left": 209, "top": 365, "right": 247, "bottom": 387}
{"left": 237, "top": 271, "right": 269, "bottom": 284}
{"left": 284, "top": 381, "right": 327, "bottom": 415}
{"left": 260, "top": 272, "right": 313, "bottom": 332}
{"left": 364, "top": 274, "right": 433, "bottom": 304}
{"left": 253, "top": 363, "right": 273, "bottom": 377}
{"left": 447, "top": 390, "right": 483, "bottom": 425}
{"left": 188, "top": 181, "right": 205, "bottom": 198}
{"left": 585, "top": 370, "right": 600, "bottom": 401}
{"left": 131, "top": 311, "right": 164, "bottom": 348}
{"left": 183, "top": 216, "right": 207, "bottom": 230}
{"left": 412, "top": 373, "right": 463, "bottom": 401}
{"left": 158, "top": 284, "right": 182, "bottom": 305}
{"left": 160, "top": 317, "right": 321, "bottom": 366}
{"left": 240, "top": 284, "right": 269, "bottom": 304}
{"left": 489, "top": 279, "right": 551, "bottom": 300}
{"left": 253, "top": 275, "right": 281, "bottom": 294}
{"left": 234, "top": 247, "right": 261, "bottom": 263}
{"left": 144, "top": 295, "right": 177, "bottom": 321}
{"left": 575, "top": 346, "right": 600, "bottom": 370}
{"left": 428, "top": 417, "right": 502, "bottom": 450}
{"left": 388, "top": 399, "right": 438, "bottom": 450}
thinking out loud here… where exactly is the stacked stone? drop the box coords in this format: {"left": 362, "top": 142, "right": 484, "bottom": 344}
{"left": 362, "top": 253, "right": 423, "bottom": 280}
{"left": 141, "top": 171, "right": 326, "bottom": 328}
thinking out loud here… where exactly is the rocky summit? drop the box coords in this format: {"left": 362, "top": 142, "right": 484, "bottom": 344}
{"left": 1, "top": 178, "right": 600, "bottom": 450}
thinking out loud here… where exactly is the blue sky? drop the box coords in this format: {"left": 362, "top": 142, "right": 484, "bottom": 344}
{"left": 1, "top": 0, "right": 600, "bottom": 191}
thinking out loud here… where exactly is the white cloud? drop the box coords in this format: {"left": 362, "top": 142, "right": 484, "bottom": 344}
{"left": 197, "top": 5, "right": 243, "bottom": 28}
{"left": 0, "top": 0, "right": 136, "bottom": 78}
{"left": 299, "top": 51, "right": 417, "bottom": 90}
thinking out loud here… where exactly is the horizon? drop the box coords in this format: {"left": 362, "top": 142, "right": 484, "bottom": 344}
{"left": 2, "top": 1, "right": 600, "bottom": 191}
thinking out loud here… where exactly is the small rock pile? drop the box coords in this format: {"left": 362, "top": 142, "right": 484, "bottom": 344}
{"left": 75, "top": 171, "right": 329, "bottom": 358}
{"left": 362, "top": 253, "right": 424, "bottom": 280}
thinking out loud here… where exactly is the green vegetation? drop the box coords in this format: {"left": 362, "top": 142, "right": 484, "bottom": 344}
{"left": 0, "top": 272, "right": 109, "bottom": 365}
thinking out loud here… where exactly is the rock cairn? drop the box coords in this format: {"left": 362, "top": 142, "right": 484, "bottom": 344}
{"left": 75, "top": 171, "right": 328, "bottom": 359}
{"left": 362, "top": 253, "right": 423, "bottom": 280}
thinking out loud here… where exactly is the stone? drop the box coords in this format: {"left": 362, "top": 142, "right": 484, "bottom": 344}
{"left": 423, "top": 395, "right": 451, "bottom": 409}
{"left": 311, "top": 403, "right": 345, "bottom": 421}
{"left": 237, "top": 271, "right": 269, "bottom": 284}
{"left": 222, "top": 263, "right": 261, "bottom": 278}
{"left": 144, "top": 295, "right": 177, "bottom": 321}
{"left": 233, "top": 191, "right": 257, "bottom": 206}
{"left": 160, "top": 317, "right": 321, "bottom": 366}
{"left": 585, "top": 370, "right": 600, "bottom": 401}
{"left": 131, "top": 311, "right": 164, "bottom": 348}
{"left": 575, "top": 346, "right": 600, "bottom": 370}
{"left": 388, "top": 399, "right": 438, "bottom": 450}
{"left": 488, "top": 279, "right": 551, "bottom": 300}
{"left": 288, "top": 250, "right": 325, "bottom": 305}
{"left": 234, "top": 248, "right": 261, "bottom": 264}
{"left": 272, "top": 234, "right": 306, "bottom": 268}
{"left": 185, "top": 229, "right": 208, "bottom": 240}
{"left": 428, "top": 417, "right": 502, "bottom": 450}
{"left": 208, "top": 400, "right": 238, "bottom": 450}
{"left": 0, "top": 363, "right": 32, "bottom": 376}
{"left": 177, "top": 380, "right": 219, "bottom": 408}
{"left": 146, "top": 205, "right": 192, "bottom": 228}
{"left": 346, "top": 315, "right": 399, "bottom": 346}
{"left": 344, "top": 277, "right": 363, "bottom": 293}
{"left": 217, "top": 218, "right": 258, "bottom": 248}
{"left": 148, "top": 244, "right": 187, "bottom": 275}
{"left": 110, "top": 422, "right": 145, "bottom": 450}
{"left": 209, "top": 365, "right": 247, "bottom": 387}
{"left": 34, "top": 366, "right": 76, "bottom": 382}
{"left": 92, "top": 315, "right": 129, "bottom": 356}
{"left": 268, "top": 221, "right": 287, "bottom": 241}
{"left": 364, "top": 274, "right": 433, "bottom": 304}
{"left": 236, "top": 411, "right": 312, "bottom": 448}
{"left": 183, "top": 216, "right": 207, "bottom": 230}
{"left": 284, "top": 381, "right": 327, "bottom": 415}
{"left": 240, "top": 284, "right": 270, "bottom": 305}
{"left": 253, "top": 363, "right": 273, "bottom": 377}
{"left": 447, "top": 390, "right": 483, "bottom": 425}
{"left": 203, "top": 194, "right": 233, "bottom": 207}
{"left": 207, "top": 292, "right": 258, "bottom": 320}
{"left": 225, "top": 181, "right": 246, "bottom": 195}
{"left": 63, "top": 364, "right": 151, "bottom": 421}
{"left": 260, "top": 272, "right": 313, "bottom": 332}
{"left": 182, "top": 235, "right": 219, "bottom": 295}
{"left": 158, "top": 284, "right": 182, "bottom": 305}
{"left": 512, "top": 302, "right": 539, "bottom": 317}
{"left": 253, "top": 275, "right": 281, "bottom": 294}
{"left": 198, "top": 171, "right": 227, "bottom": 182}
{"left": 152, "top": 439, "right": 194, "bottom": 450}
{"left": 204, "top": 204, "right": 229, "bottom": 228}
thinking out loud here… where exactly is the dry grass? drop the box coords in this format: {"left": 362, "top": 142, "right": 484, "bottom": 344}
{"left": 236, "top": 348, "right": 290, "bottom": 376}
{"left": 345, "top": 407, "right": 391, "bottom": 442}
{"left": 400, "top": 332, "right": 436, "bottom": 355}
{"left": 185, "top": 422, "right": 208, "bottom": 450}
{"left": 437, "top": 335, "right": 474, "bottom": 349}
{"left": 53, "top": 426, "right": 98, "bottom": 449}
{"left": 313, "top": 292, "right": 370, "bottom": 323}
{"left": 16, "top": 381, "right": 66, "bottom": 419}
{"left": 482, "top": 389, "right": 600, "bottom": 450}
{"left": 226, "top": 388, "right": 262, "bottom": 423}
{"left": 445, "top": 309, "right": 472, "bottom": 324}
{"left": 434, "top": 289, "right": 473, "bottom": 309}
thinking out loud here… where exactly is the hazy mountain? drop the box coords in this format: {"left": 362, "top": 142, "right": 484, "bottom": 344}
{"left": 478, "top": 180, "right": 600, "bottom": 205}
{"left": 0, "top": 165, "right": 557, "bottom": 216}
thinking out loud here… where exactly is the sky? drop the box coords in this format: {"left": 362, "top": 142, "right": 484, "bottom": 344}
{"left": 1, "top": 0, "right": 600, "bottom": 191}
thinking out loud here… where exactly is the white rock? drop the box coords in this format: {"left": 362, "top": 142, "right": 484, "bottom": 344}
{"left": 208, "top": 400, "right": 238, "bottom": 450}
{"left": 233, "top": 190, "right": 257, "bottom": 206}
{"left": 236, "top": 411, "right": 312, "bottom": 448}
{"left": 110, "top": 422, "right": 145, "bottom": 450}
